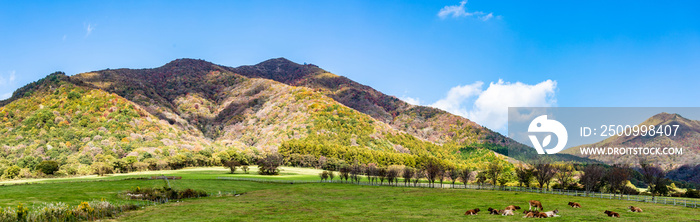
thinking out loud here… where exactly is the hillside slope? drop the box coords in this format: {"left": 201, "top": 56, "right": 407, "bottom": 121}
{"left": 0, "top": 72, "right": 212, "bottom": 175}
{"left": 230, "top": 58, "right": 517, "bottom": 148}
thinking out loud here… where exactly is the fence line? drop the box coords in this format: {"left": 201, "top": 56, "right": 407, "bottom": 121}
{"left": 217, "top": 177, "right": 699, "bottom": 208}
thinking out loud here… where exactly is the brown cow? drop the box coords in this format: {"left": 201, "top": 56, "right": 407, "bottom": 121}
{"left": 522, "top": 210, "right": 539, "bottom": 218}
{"left": 568, "top": 202, "right": 581, "bottom": 208}
{"left": 529, "top": 200, "right": 544, "bottom": 211}
{"left": 464, "top": 208, "right": 481, "bottom": 215}
{"left": 628, "top": 206, "right": 643, "bottom": 212}
{"left": 536, "top": 212, "right": 549, "bottom": 218}
{"left": 505, "top": 205, "right": 521, "bottom": 211}
{"left": 487, "top": 207, "right": 501, "bottom": 215}
{"left": 604, "top": 210, "right": 620, "bottom": 218}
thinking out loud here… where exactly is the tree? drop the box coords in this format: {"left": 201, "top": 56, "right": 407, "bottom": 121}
{"left": 580, "top": 164, "right": 605, "bottom": 195}
{"left": 448, "top": 168, "right": 459, "bottom": 188}
{"left": 339, "top": 165, "right": 350, "bottom": 182}
{"left": 437, "top": 168, "right": 447, "bottom": 188}
{"left": 639, "top": 160, "right": 667, "bottom": 201}
{"left": 242, "top": 165, "right": 249, "bottom": 174}
{"left": 423, "top": 158, "right": 442, "bottom": 188}
{"left": 487, "top": 161, "right": 503, "bottom": 187}
{"left": 498, "top": 172, "right": 513, "bottom": 188}
{"left": 515, "top": 166, "right": 533, "bottom": 187}
{"left": 555, "top": 163, "right": 574, "bottom": 188}
{"left": 476, "top": 171, "right": 487, "bottom": 188}
{"left": 220, "top": 151, "right": 245, "bottom": 174}
{"left": 377, "top": 167, "right": 387, "bottom": 185}
{"left": 328, "top": 170, "right": 335, "bottom": 182}
{"left": 223, "top": 159, "right": 241, "bottom": 174}
{"left": 413, "top": 169, "right": 423, "bottom": 187}
{"left": 36, "top": 160, "right": 60, "bottom": 175}
{"left": 319, "top": 170, "right": 329, "bottom": 182}
{"left": 386, "top": 166, "right": 399, "bottom": 185}
{"left": 402, "top": 167, "right": 415, "bottom": 186}
{"left": 605, "top": 164, "right": 631, "bottom": 199}
{"left": 257, "top": 153, "right": 283, "bottom": 175}
{"left": 533, "top": 159, "right": 556, "bottom": 189}
{"left": 350, "top": 162, "right": 363, "bottom": 183}
{"left": 366, "top": 163, "right": 377, "bottom": 184}
{"left": 459, "top": 168, "right": 473, "bottom": 186}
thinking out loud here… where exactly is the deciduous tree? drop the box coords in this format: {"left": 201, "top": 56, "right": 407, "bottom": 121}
{"left": 459, "top": 168, "right": 473, "bottom": 186}
{"left": 533, "top": 159, "right": 556, "bottom": 189}
{"left": 639, "top": 160, "right": 667, "bottom": 201}
{"left": 402, "top": 167, "right": 414, "bottom": 186}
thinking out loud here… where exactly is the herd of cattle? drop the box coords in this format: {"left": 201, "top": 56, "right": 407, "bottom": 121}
{"left": 464, "top": 200, "right": 644, "bottom": 218}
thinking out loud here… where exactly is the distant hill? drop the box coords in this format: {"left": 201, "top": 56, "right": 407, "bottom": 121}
{"left": 562, "top": 113, "right": 700, "bottom": 170}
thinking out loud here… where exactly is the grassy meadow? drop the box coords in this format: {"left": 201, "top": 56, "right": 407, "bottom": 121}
{"left": 0, "top": 167, "right": 697, "bottom": 221}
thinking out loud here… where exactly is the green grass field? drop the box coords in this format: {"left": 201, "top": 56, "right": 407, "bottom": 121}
{"left": 1, "top": 167, "right": 698, "bottom": 221}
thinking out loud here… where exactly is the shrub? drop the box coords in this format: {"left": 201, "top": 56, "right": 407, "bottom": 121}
{"left": 91, "top": 162, "right": 114, "bottom": 176}
{"left": 684, "top": 188, "right": 700, "bottom": 198}
{"left": 22, "top": 201, "right": 138, "bottom": 221}
{"left": 36, "top": 160, "right": 60, "bottom": 175}
{"left": 125, "top": 187, "right": 208, "bottom": 202}
{"left": 3, "top": 166, "right": 20, "bottom": 179}
{"left": 257, "top": 153, "right": 283, "bottom": 175}
{"left": 67, "top": 91, "right": 82, "bottom": 100}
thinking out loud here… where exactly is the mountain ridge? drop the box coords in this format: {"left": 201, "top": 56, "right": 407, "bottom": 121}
{"left": 0, "top": 58, "right": 526, "bottom": 178}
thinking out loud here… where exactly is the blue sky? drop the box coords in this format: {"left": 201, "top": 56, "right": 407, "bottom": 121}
{"left": 1, "top": 1, "right": 699, "bottom": 132}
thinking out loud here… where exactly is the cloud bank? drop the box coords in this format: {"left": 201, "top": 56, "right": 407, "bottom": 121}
{"left": 401, "top": 79, "right": 557, "bottom": 132}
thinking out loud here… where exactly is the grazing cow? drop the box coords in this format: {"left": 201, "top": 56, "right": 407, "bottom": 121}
{"left": 628, "top": 206, "right": 643, "bottom": 212}
{"left": 604, "top": 210, "right": 620, "bottom": 218}
{"left": 544, "top": 209, "right": 560, "bottom": 217}
{"left": 568, "top": 202, "right": 581, "bottom": 208}
{"left": 522, "top": 210, "right": 539, "bottom": 218}
{"left": 529, "top": 200, "right": 544, "bottom": 211}
{"left": 505, "top": 205, "right": 521, "bottom": 211}
{"left": 464, "top": 208, "right": 481, "bottom": 215}
{"left": 501, "top": 209, "right": 515, "bottom": 216}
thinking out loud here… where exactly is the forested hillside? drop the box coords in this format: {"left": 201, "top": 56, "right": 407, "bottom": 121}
{"left": 0, "top": 58, "right": 517, "bottom": 179}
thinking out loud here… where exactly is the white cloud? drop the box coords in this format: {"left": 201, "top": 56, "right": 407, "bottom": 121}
{"left": 85, "top": 23, "right": 95, "bottom": 37}
{"left": 437, "top": 0, "right": 496, "bottom": 21}
{"left": 430, "top": 81, "right": 483, "bottom": 116}
{"left": 401, "top": 96, "right": 422, "bottom": 106}
{"left": 438, "top": 0, "right": 471, "bottom": 19}
{"left": 0, "top": 71, "right": 17, "bottom": 100}
{"left": 479, "top": 12, "right": 493, "bottom": 21}
{"left": 430, "top": 79, "right": 557, "bottom": 132}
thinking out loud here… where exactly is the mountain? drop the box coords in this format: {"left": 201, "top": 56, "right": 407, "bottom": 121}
{"left": 562, "top": 113, "right": 700, "bottom": 170}
{"left": 230, "top": 58, "right": 516, "bottom": 147}
{"left": 0, "top": 58, "right": 524, "bottom": 178}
